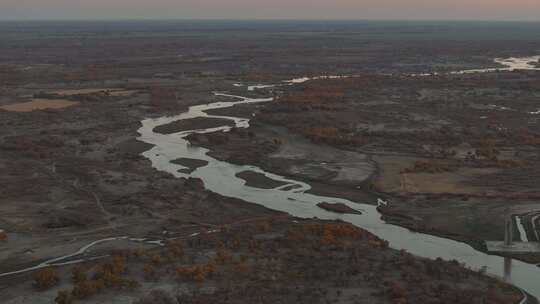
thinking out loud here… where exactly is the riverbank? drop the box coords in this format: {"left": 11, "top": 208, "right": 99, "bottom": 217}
{"left": 239, "top": 69, "right": 540, "bottom": 264}
{"left": 3, "top": 217, "right": 528, "bottom": 304}
{"left": 135, "top": 79, "right": 540, "bottom": 300}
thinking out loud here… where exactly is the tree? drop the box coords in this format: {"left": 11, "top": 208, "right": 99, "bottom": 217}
{"left": 55, "top": 290, "right": 74, "bottom": 304}
{"left": 71, "top": 265, "right": 87, "bottom": 284}
{"left": 33, "top": 267, "right": 59, "bottom": 290}
{"left": 71, "top": 279, "right": 104, "bottom": 299}
{"left": 143, "top": 264, "right": 157, "bottom": 281}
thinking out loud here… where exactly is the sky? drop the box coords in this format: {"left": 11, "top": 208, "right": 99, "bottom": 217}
{"left": 0, "top": 0, "right": 539, "bottom": 21}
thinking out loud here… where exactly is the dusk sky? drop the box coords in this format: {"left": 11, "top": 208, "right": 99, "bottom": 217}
{"left": 1, "top": 0, "right": 539, "bottom": 21}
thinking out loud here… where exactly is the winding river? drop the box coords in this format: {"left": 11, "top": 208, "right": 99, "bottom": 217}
{"left": 0, "top": 55, "right": 536, "bottom": 304}
{"left": 138, "top": 56, "right": 540, "bottom": 301}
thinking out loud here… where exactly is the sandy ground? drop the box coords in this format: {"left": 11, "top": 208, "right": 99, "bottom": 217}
{"left": 0, "top": 99, "right": 80, "bottom": 112}
{"left": 51, "top": 88, "right": 137, "bottom": 97}
{"left": 154, "top": 117, "right": 234, "bottom": 135}
{"left": 235, "top": 171, "right": 288, "bottom": 189}
{"left": 269, "top": 127, "right": 376, "bottom": 186}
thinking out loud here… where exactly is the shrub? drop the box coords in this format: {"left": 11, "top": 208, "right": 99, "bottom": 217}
{"left": 71, "top": 254, "right": 140, "bottom": 299}
{"left": 55, "top": 290, "right": 74, "bottom": 304}
{"left": 272, "top": 138, "right": 283, "bottom": 145}
{"left": 150, "top": 254, "right": 163, "bottom": 266}
{"left": 320, "top": 229, "right": 337, "bottom": 246}
{"left": 176, "top": 260, "right": 217, "bottom": 282}
{"left": 143, "top": 264, "right": 157, "bottom": 281}
{"left": 0, "top": 230, "right": 7, "bottom": 241}
{"left": 33, "top": 267, "right": 59, "bottom": 290}
{"left": 167, "top": 241, "right": 184, "bottom": 259}
{"left": 71, "top": 279, "right": 104, "bottom": 299}
{"left": 94, "top": 255, "right": 126, "bottom": 284}
{"left": 71, "top": 265, "right": 87, "bottom": 284}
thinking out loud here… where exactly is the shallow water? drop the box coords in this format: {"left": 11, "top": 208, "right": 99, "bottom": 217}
{"left": 410, "top": 55, "right": 540, "bottom": 76}
{"left": 452, "top": 56, "right": 540, "bottom": 74}
{"left": 137, "top": 58, "right": 540, "bottom": 299}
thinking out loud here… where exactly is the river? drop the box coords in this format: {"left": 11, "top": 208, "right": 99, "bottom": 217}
{"left": 137, "top": 55, "right": 540, "bottom": 301}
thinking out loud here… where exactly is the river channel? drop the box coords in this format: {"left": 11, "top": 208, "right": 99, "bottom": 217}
{"left": 137, "top": 55, "right": 540, "bottom": 301}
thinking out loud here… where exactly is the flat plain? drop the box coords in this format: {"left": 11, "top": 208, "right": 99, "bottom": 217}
{"left": 1, "top": 20, "right": 540, "bottom": 303}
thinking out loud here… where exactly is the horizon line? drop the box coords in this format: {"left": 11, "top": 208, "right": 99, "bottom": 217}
{"left": 0, "top": 17, "right": 539, "bottom": 23}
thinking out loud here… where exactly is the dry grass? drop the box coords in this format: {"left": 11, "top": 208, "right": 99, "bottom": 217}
{"left": 0, "top": 99, "right": 79, "bottom": 112}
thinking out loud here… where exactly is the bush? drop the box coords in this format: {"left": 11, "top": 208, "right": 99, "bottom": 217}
{"left": 176, "top": 259, "right": 216, "bottom": 282}
{"left": 69, "top": 255, "right": 139, "bottom": 300}
{"left": 143, "top": 264, "right": 157, "bottom": 281}
{"left": 33, "top": 267, "right": 59, "bottom": 290}
{"left": 71, "top": 279, "right": 104, "bottom": 299}
{"left": 55, "top": 290, "right": 74, "bottom": 304}
{"left": 71, "top": 265, "right": 87, "bottom": 283}
{"left": 167, "top": 241, "right": 184, "bottom": 260}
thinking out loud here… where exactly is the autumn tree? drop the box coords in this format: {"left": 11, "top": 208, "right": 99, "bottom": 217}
{"left": 0, "top": 230, "right": 7, "bottom": 241}
{"left": 71, "top": 265, "right": 87, "bottom": 284}
{"left": 33, "top": 267, "right": 59, "bottom": 290}
{"left": 55, "top": 290, "right": 74, "bottom": 304}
